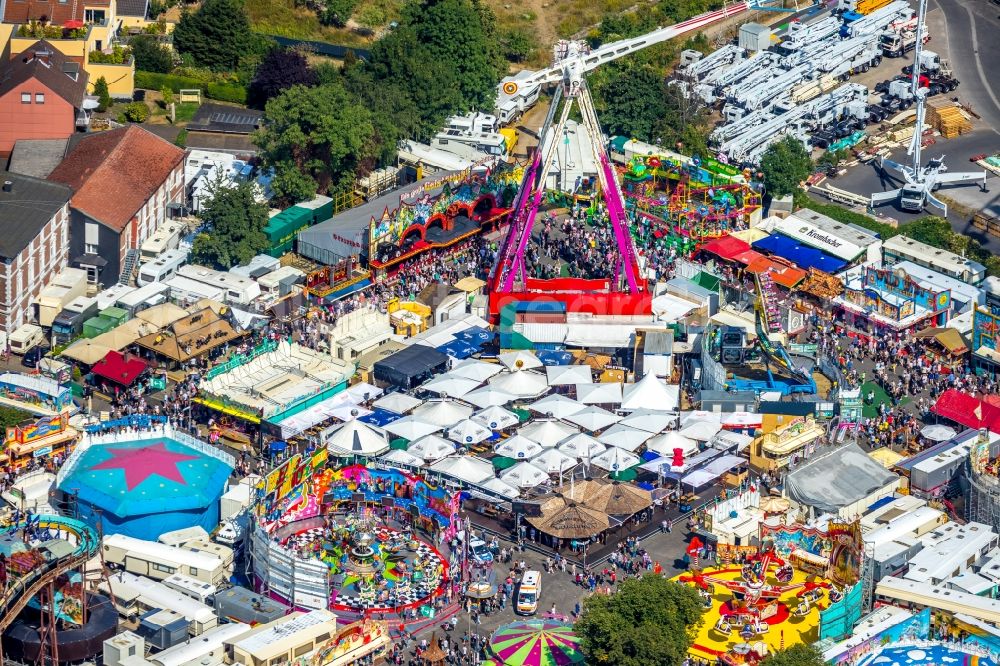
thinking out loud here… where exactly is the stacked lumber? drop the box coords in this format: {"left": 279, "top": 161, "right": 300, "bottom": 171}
{"left": 926, "top": 98, "right": 972, "bottom": 138}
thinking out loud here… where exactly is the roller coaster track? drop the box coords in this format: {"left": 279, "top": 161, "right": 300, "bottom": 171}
{"left": 0, "top": 516, "right": 101, "bottom": 636}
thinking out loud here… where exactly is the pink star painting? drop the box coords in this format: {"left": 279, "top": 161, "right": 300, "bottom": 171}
{"left": 89, "top": 443, "right": 199, "bottom": 490}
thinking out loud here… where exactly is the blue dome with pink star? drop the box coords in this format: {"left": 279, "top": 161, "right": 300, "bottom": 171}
{"left": 57, "top": 428, "right": 234, "bottom": 541}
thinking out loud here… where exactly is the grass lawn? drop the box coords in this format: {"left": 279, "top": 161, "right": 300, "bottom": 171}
{"left": 860, "top": 381, "right": 911, "bottom": 419}
{"left": 246, "top": 0, "right": 368, "bottom": 45}
{"left": 173, "top": 102, "right": 200, "bottom": 124}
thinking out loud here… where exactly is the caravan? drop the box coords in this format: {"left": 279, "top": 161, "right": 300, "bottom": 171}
{"left": 140, "top": 221, "right": 186, "bottom": 263}
{"left": 176, "top": 265, "right": 262, "bottom": 306}
{"left": 117, "top": 283, "right": 170, "bottom": 317}
{"left": 103, "top": 534, "right": 230, "bottom": 586}
{"left": 33, "top": 268, "right": 88, "bottom": 328}
{"left": 138, "top": 249, "right": 190, "bottom": 286}
{"left": 257, "top": 266, "right": 306, "bottom": 301}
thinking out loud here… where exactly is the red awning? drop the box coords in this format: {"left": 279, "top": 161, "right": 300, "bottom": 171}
{"left": 92, "top": 350, "right": 148, "bottom": 386}
{"left": 700, "top": 235, "right": 751, "bottom": 262}
{"left": 63, "top": 19, "right": 84, "bottom": 28}
{"left": 932, "top": 389, "right": 1000, "bottom": 433}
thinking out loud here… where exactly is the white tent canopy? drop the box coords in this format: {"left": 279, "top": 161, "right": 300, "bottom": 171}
{"left": 618, "top": 409, "right": 676, "bottom": 434}
{"left": 345, "top": 382, "right": 382, "bottom": 403}
{"left": 500, "top": 350, "right": 543, "bottom": 371}
{"left": 557, "top": 432, "right": 607, "bottom": 459}
{"left": 528, "top": 394, "right": 585, "bottom": 419}
{"left": 565, "top": 406, "right": 621, "bottom": 432}
{"left": 463, "top": 386, "right": 518, "bottom": 408}
{"left": 449, "top": 359, "right": 504, "bottom": 382}
{"left": 597, "top": 424, "right": 652, "bottom": 452}
{"left": 530, "top": 448, "right": 577, "bottom": 474}
{"left": 380, "top": 448, "right": 423, "bottom": 467}
{"left": 412, "top": 399, "right": 474, "bottom": 428}
{"left": 519, "top": 419, "right": 580, "bottom": 447}
{"left": 495, "top": 435, "right": 543, "bottom": 460}
{"left": 679, "top": 420, "right": 723, "bottom": 442}
{"left": 384, "top": 416, "right": 443, "bottom": 441}
{"left": 681, "top": 410, "right": 723, "bottom": 426}
{"left": 327, "top": 404, "right": 373, "bottom": 422}
{"left": 325, "top": 420, "right": 390, "bottom": 457}
{"left": 479, "top": 476, "right": 520, "bottom": 499}
{"left": 645, "top": 431, "right": 699, "bottom": 457}
{"left": 489, "top": 370, "right": 548, "bottom": 398}
{"left": 421, "top": 373, "right": 481, "bottom": 398}
{"left": 545, "top": 365, "right": 592, "bottom": 386}
{"left": 500, "top": 462, "right": 549, "bottom": 489}
{"left": 592, "top": 446, "right": 640, "bottom": 472}
{"left": 575, "top": 382, "right": 623, "bottom": 405}
{"left": 430, "top": 455, "right": 494, "bottom": 484}
{"left": 471, "top": 406, "right": 520, "bottom": 430}
{"left": 373, "top": 392, "right": 424, "bottom": 415}
{"left": 621, "top": 373, "right": 679, "bottom": 411}
{"left": 447, "top": 419, "right": 493, "bottom": 445}
{"left": 407, "top": 434, "right": 457, "bottom": 463}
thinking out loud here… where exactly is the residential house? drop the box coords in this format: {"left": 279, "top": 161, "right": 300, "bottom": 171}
{"left": 48, "top": 125, "right": 185, "bottom": 288}
{"left": 0, "top": 171, "right": 72, "bottom": 333}
{"left": 0, "top": 40, "right": 89, "bottom": 156}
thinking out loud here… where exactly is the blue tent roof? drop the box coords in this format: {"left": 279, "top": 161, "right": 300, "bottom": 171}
{"left": 437, "top": 339, "right": 479, "bottom": 359}
{"left": 537, "top": 350, "right": 573, "bottom": 366}
{"left": 752, "top": 234, "right": 848, "bottom": 273}
{"left": 454, "top": 326, "right": 492, "bottom": 347}
{"left": 359, "top": 408, "right": 402, "bottom": 427}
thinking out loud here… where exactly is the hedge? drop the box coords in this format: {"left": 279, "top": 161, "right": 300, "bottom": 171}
{"left": 135, "top": 71, "right": 247, "bottom": 105}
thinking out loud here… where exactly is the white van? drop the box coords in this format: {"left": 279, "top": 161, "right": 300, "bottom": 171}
{"left": 137, "top": 248, "right": 189, "bottom": 286}
{"left": 8, "top": 324, "right": 45, "bottom": 355}
{"left": 516, "top": 570, "right": 541, "bottom": 615}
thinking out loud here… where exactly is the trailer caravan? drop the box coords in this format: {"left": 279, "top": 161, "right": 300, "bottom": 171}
{"left": 137, "top": 249, "right": 190, "bottom": 286}
{"left": 8, "top": 324, "right": 45, "bottom": 355}
{"left": 162, "top": 572, "right": 218, "bottom": 604}
{"left": 229, "top": 255, "right": 281, "bottom": 280}
{"left": 140, "top": 221, "right": 186, "bottom": 263}
{"left": 99, "top": 570, "right": 219, "bottom": 636}
{"left": 147, "top": 622, "right": 251, "bottom": 666}
{"left": 96, "top": 284, "right": 138, "bottom": 311}
{"left": 257, "top": 266, "right": 306, "bottom": 301}
{"left": 116, "top": 283, "right": 171, "bottom": 317}
{"left": 33, "top": 268, "right": 88, "bottom": 328}
{"left": 102, "top": 534, "right": 230, "bottom": 586}
{"left": 51, "top": 296, "right": 98, "bottom": 344}
{"left": 176, "top": 265, "right": 262, "bottom": 307}
{"left": 163, "top": 276, "right": 225, "bottom": 306}
{"left": 157, "top": 526, "right": 210, "bottom": 548}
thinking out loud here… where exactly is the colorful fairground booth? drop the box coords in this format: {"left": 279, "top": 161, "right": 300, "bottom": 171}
{"left": 0, "top": 413, "right": 78, "bottom": 470}
{"left": 251, "top": 455, "right": 461, "bottom": 616}
{"left": 0, "top": 373, "right": 77, "bottom": 416}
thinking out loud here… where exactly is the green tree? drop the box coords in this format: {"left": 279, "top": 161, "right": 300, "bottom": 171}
{"left": 254, "top": 83, "right": 375, "bottom": 204}
{"left": 160, "top": 86, "right": 175, "bottom": 107}
{"left": 173, "top": 0, "right": 252, "bottom": 71}
{"left": 122, "top": 101, "right": 151, "bottom": 122}
{"left": 191, "top": 175, "right": 269, "bottom": 268}
{"left": 762, "top": 644, "right": 826, "bottom": 666}
{"left": 576, "top": 576, "right": 704, "bottom": 666}
{"left": 320, "top": 0, "right": 359, "bottom": 26}
{"left": 900, "top": 216, "right": 955, "bottom": 250}
{"left": 93, "top": 76, "right": 112, "bottom": 112}
{"left": 595, "top": 63, "right": 668, "bottom": 141}
{"left": 0, "top": 406, "right": 32, "bottom": 431}
{"left": 499, "top": 27, "right": 536, "bottom": 63}
{"left": 130, "top": 34, "right": 175, "bottom": 73}
{"left": 760, "top": 136, "right": 812, "bottom": 198}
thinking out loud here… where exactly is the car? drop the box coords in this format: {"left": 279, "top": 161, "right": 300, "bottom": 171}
{"left": 21, "top": 345, "right": 50, "bottom": 369}
{"left": 469, "top": 539, "right": 494, "bottom": 565}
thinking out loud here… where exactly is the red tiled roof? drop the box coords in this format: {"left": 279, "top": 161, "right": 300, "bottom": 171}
{"left": 3, "top": 0, "right": 108, "bottom": 25}
{"left": 932, "top": 389, "right": 1000, "bottom": 433}
{"left": 48, "top": 126, "right": 184, "bottom": 232}
{"left": 0, "top": 41, "right": 88, "bottom": 108}
{"left": 91, "top": 350, "right": 148, "bottom": 386}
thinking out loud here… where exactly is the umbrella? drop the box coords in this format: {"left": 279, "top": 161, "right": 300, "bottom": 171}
{"left": 448, "top": 418, "right": 493, "bottom": 445}
{"left": 407, "top": 434, "right": 457, "bottom": 463}
{"left": 537, "top": 350, "right": 574, "bottom": 366}
{"left": 464, "top": 386, "right": 519, "bottom": 408}
{"left": 681, "top": 410, "right": 723, "bottom": 426}
{"left": 384, "top": 416, "right": 443, "bottom": 441}
{"left": 493, "top": 456, "right": 518, "bottom": 470}
{"left": 610, "top": 468, "right": 638, "bottom": 481}
{"left": 61, "top": 339, "right": 114, "bottom": 365}
{"left": 645, "top": 431, "right": 698, "bottom": 457}
{"left": 380, "top": 448, "right": 422, "bottom": 467}
{"left": 500, "top": 350, "right": 543, "bottom": 371}
{"left": 421, "top": 373, "right": 481, "bottom": 398}
{"left": 592, "top": 446, "right": 640, "bottom": 473}
{"left": 618, "top": 409, "right": 676, "bottom": 433}
{"left": 530, "top": 448, "right": 577, "bottom": 474}
{"left": 621, "top": 373, "right": 679, "bottom": 411}
{"left": 679, "top": 420, "right": 723, "bottom": 442}
{"left": 450, "top": 359, "right": 504, "bottom": 382}
{"left": 597, "top": 425, "right": 652, "bottom": 452}
{"left": 500, "top": 462, "right": 549, "bottom": 489}
{"left": 545, "top": 364, "right": 593, "bottom": 386}
{"left": 490, "top": 370, "right": 549, "bottom": 398}
{"left": 454, "top": 326, "right": 493, "bottom": 347}
{"left": 495, "top": 435, "right": 543, "bottom": 460}
{"left": 586, "top": 479, "right": 653, "bottom": 516}
{"left": 759, "top": 496, "right": 791, "bottom": 514}
{"left": 328, "top": 404, "right": 373, "bottom": 422}
{"left": 389, "top": 437, "right": 410, "bottom": 450}
{"left": 527, "top": 501, "right": 610, "bottom": 540}
{"left": 472, "top": 405, "right": 520, "bottom": 430}
{"left": 412, "top": 399, "right": 474, "bottom": 428}
{"left": 345, "top": 382, "right": 382, "bottom": 403}
{"left": 373, "top": 392, "right": 423, "bottom": 415}
{"left": 528, "top": 394, "right": 586, "bottom": 419}
{"left": 324, "top": 420, "right": 389, "bottom": 457}
{"left": 489, "top": 620, "right": 584, "bottom": 666}
{"left": 557, "top": 433, "right": 607, "bottom": 459}
{"left": 518, "top": 420, "right": 580, "bottom": 447}
{"left": 481, "top": 476, "right": 520, "bottom": 498}
{"left": 920, "top": 424, "right": 957, "bottom": 441}
{"left": 565, "top": 405, "right": 621, "bottom": 432}
{"left": 575, "top": 382, "right": 623, "bottom": 404}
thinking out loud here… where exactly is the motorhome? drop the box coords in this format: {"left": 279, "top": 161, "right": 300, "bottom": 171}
{"left": 51, "top": 296, "right": 99, "bottom": 344}
{"left": 157, "top": 526, "right": 210, "bottom": 548}
{"left": 102, "top": 534, "right": 230, "bottom": 586}
{"left": 163, "top": 276, "right": 225, "bottom": 306}
{"left": 137, "top": 249, "right": 190, "bottom": 286}
{"left": 95, "top": 283, "right": 138, "bottom": 311}
{"left": 98, "top": 570, "right": 219, "bottom": 636}
{"left": 33, "top": 268, "right": 88, "bottom": 328}
{"left": 176, "top": 265, "right": 261, "bottom": 306}
{"left": 229, "top": 255, "right": 281, "bottom": 280}
{"left": 8, "top": 324, "right": 45, "bottom": 355}
{"left": 162, "top": 572, "right": 218, "bottom": 604}
{"left": 140, "top": 221, "right": 186, "bottom": 263}
{"left": 257, "top": 266, "right": 306, "bottom": 301}
{"left": 431, "top": 129, "right": 507, "bottom": 160}
{"left": 116, "top": 282, "right": 171, "bottom": 317}
{"left": 147, "top": 622, "right": 251, "bottom": 666}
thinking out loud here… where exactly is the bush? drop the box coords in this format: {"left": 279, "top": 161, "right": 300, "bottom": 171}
{"left": 175, "top": 128, "right": 188, "bottom": 148}
{"left": 130, "top": 35, "right": 174, "bottom": 73}
{"left": 135, "top": 70, "right": 204, "bottom": 92}
{"left": 89, "top": 45, "right": 132, "bottom": 64}
{"left": 206, "top": 81, "right": 247, "bottom": 104}
{"left": 122, "top": 101, "right": 151, "bottom": 122}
